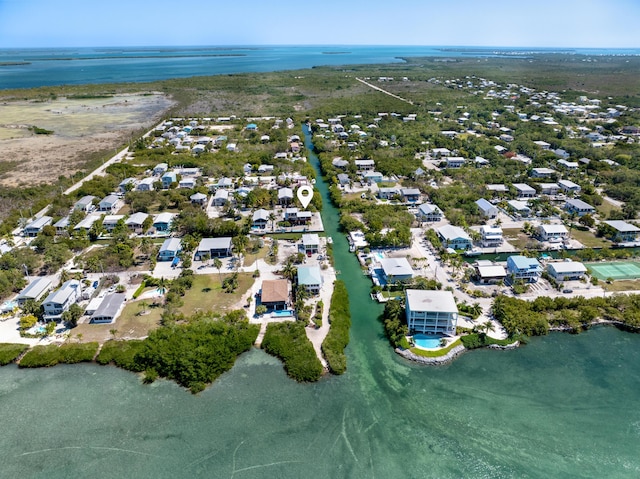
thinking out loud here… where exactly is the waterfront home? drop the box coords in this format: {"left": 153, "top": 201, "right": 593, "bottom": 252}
{"left": 161, "top": 171, "right": 177, "bottom": 188}
{"left": 475, "top": 198, "right": 498, "bottom": 219}
{"left": 153, "top": 163, "right": 168, "bottom": 176}
{"left": 479, "top": 225, "right": 503, "bottom": 247}
{"left": 98, "top": 195, "right": 119, "bottom": 213}
{"left": 17, "top": 277, "right": 52, "bottom": 305}
{"left": 337, "top": 173, "right": 350, "bottom": 186}
{"left": 436, "top": 225, "right": 472, "bottom": 251}
{"left": 474, "top": 261, "right": 507, "bottom": 284}
{"left": 530, "top": 167, "right": 556, "bottom": 178}
{"left": 191, "top": 192, "right": 209, "bottom": 207}
{"left": 378, "top": 187, "right": 400, "bottom": 200}
{"left": 416, "top": 203, "right": 443, "bottom": 222}
{"left": 364, "top": 171, "right": 384, "bottom": 183}
{"left": 405, "top": 289, "right": 458, "bottom": 336}
{"left": 125, "top": 212, "right": 149, "bottom": 234}
{"left": 153, "top": 212, "right": 174, "bottom": 232}
{"left": 332, "top": 158, "right": 349, "bottom": 169}
{"left": 513, "top": 183, "right": 536, "bottom": 198}
{"left": 42, "top": 280, "right": 81, "bottom": 321}
{"left": 194, "top": 237, "right": 232, "bottom": 259}
{"left": 379, "top": 257, "right": 414, "bottom": 284}
{"left": 401, "top": 188, "right": 421, "bottom": 203}
{"left": 278, "top": 187, "right": 294, "bottom": 205}
{"left": 538, "top": 183, "right": 560, "bottom": 195}
{"left": 506, "top": 255, "right": 542, "bottom": 282}
{"left": 284, "top": 207, "right": 312, "bottom": 226}
{"left": 537, "top": 224, "right": 569, "bottom": 241}
{"left": 252, "top": 209, "right": 269, "bottom": 229}
{"left": 260, "top": 279, "right": 290, "bottom": 311}
{"left": 90, "top": 293, "right": 126, "bottom": 324}
{"left": 507, "top": 200, "right": 531, "bottom": 217}
{"left": 74, "top": 195, "right": 96, "bottom": 212}
{"left": 558, "top": 179, "right": 581, "bottom": 194}
{"left": 297, "top": 265, "right": 323, "bottom": 295}
{"left": 301, "top": 234, "right": 320, "bottom": 255}
{"left": 136, "top": 177, "right": 158, "bottom": 191}
{"left": 564, "top": 198, "right": 595, "bottom": 217}
{"left": 547, "top": 261, "right": 587, "bottom": 281}
{"left": 158, "top": 238, "right": 182, "bottom": 261}
{"left": 603, "top": 220, "right": 640, "bottom": 243}
{"left": 23, "top": 216, "right": 53, "bottom": 237}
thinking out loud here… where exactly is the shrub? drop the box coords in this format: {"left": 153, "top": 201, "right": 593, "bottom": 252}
{"left": 19, "top": 342, "right": 99, "bottom": 368}
{"left": 321, "top": 281, "right": 351, "bottom": 374}
{"left": 262, "top": 321, "right": 322, "bottom": 382}
{"left": 96, "top": 340, "right": 146, "bottom": 371}
{"left": 0, "top": 343, "right": 29, "bottom": 365}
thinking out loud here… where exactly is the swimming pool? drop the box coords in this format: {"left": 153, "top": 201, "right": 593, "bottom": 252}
{"left": 271, "top": 310, "right": 294, "bottom": 318}
{"left": 374, "top": 251, "right": 385, "bottom": 261}
{"left": 413, "top": 334, "right": 443, "bottom": 349}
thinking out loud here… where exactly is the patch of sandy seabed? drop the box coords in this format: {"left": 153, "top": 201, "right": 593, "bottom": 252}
{"left": 0, "top": 92, "right": 175, "bottom": 186}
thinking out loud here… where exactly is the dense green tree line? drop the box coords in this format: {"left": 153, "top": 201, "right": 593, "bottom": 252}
{"left": 321, "top": 280, "right": 351, "bottom": 374}
{"left": 262, "top": 321, "right": 323, "bottom": 382}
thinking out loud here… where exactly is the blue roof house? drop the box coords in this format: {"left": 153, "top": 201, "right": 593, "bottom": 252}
{"left": 506, "top": 255, "right": 542, "bottom": 282}
{"left": 297, "top": 266, "right": 323, "bottom": 295}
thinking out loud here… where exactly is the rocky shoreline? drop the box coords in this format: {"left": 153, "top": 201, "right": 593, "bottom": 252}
{"left": 396, "top": 340, "right": 521, "bottom": 365}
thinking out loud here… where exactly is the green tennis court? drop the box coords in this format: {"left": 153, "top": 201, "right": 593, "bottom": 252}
{"left": 587, "top": 262, "right": 640, "bottom": 280}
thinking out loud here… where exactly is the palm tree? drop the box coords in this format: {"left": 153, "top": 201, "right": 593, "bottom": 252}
{"left": 138, "top": 300, "right": 149, "bottom": 315}
{"left": 213, "top": 258, "right": 223, "bottom": 284}
{"left": 109, "top": 329, "right": 118, "bottom": 340}
{"left": 268, "top": 212, "right": 276, "bottom": 232}
{"left": 281, "top": 262, "right": 297, "bottom": 282}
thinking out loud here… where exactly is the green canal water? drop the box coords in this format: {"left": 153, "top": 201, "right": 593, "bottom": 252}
{"left": 0, "top": 128, "right": 639, "bottom": 478}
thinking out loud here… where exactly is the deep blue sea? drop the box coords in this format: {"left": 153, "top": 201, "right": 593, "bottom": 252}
{"left": 1, "top": 45, "right": 639, "bottom": 90}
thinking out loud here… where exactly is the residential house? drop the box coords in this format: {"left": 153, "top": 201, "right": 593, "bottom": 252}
{"left": 260, "top": 279, "right": 290, "bottom": 311}
{"left": 446, "top": 157, "right": 466, "bottom": 168}
{"left": 191, "top": 192, "right": 209, "bottom": 206}
{"left": 603, "top": 220, "right": 640, "bottom": 243}
{"left": 278, "top": 187, "right": 294, "bottom": 205}
{"left": 158, "top": 237, "right": 182, "bottom": 261}
{"left": 378, "top": 187, "right": 400, "bottom": 200}
{"left": 533, "top": 140, "right": 551, "bottom": 149}
{"left": 258, "top": 164, "right": 274, "bottom": 173}
{"left": 475, "top": 198, "right": 498, "bottom": 219}
{"left": 565, "top": 198, "right": 595, "bottom": 217}
{"left": 178, "top": 177, "right": 196, "bottom": 189}
{"left": 16, "top": 277, "right": 52, "bottom": 305}
{"left": 355, "top": 159, "right": 375, "bottom": 171}
{"left": 102, "top": 215, "right": 125, "bottom": 233}
{"left": 74, "top": 195, "right": 96, "bottom": 212}
{"left": 23, "top": 216, "right": 53, "bottom": 237}
{"left": 479, "top": 225, "right": 503, "bottom": 247}
{"left": 332, "top": 158, "right": 349, "bottom": 169}
{"left": 405, "top": 289, "right": 458, "bottom": 336}
{"left": 401, "top": 188, "right": 421, "bottom": 203}
{"left": 513, "top": 183, "right": 536, "bottom": 198}
{"left": 363, "top": 171, "right": 384, "bottom": 183}
{"left": 530, "top": 167, "right": 556, "bottom": 178}
{"left": 98, "top": 195, "right": 119, "bottom": 213}
{"left": 194, "top": 237, "right": 233, "bottom": 259}
{"left": 547, "top": 261, "right": 587, "bottom": 281}
{"left": 42, "top": 280, "right": 81, "bottom": 321}
{"left": 153, "top": 163, "right": 168, "bottom": 176}
{"left": 73, "top": 215, "right": 100, "bottom": 233}
{"left": 506, "top": 255, "right": 542, "bottom": 282}
{"left": 53, "top": 216, "right": 70, "bottom": 235}
{"left": 297, "top": 266, "right": 323, "bottom": 295}
{"left": 431, "top": 147, "right": 451, "bottom": 157}
{"left": 252, "top": 209, "right": 269, "bottom": 229}
{"left": 153, "top": 213, "right": 174, "bottom": 232}
{"left": 474, "top": 261, "right": 507, "bottom": 284}
{"left": 558, "top": 179, "right": 581, "bottom": 194}
{"left": 437, "top": 225, "right": 473, "bottom": 251}
{"left": 416, "top": 204, "right": 443, "bottom": 222}
{"left": 507, "top": 200, "right": 531, "bottom": 217}
{"left": 119, "top": 178, "right": 137, "bottom": 193}
{"left": 90, "top": 293, "right": 126, "bottom": 324}
{"left": 301, "top": 233, "right": 320, "bottom": 255}
{"left": 557, "top": 159, "right": 579, "bottom": 169}
{"left": 136, "top": 177, "right": 158, "bottom": 191}
{"left": 161, "top": 171, "right": 177, "bottom": 188}
{"left": 379, "top": 257, "right": 414, "bottom": 284}
{"left": 337, "top": 173, "right": 350, "bottom": 186}
{"left": 125, "top": 212, "right": 149, "bottom": 234}
{"left": 537, "top": 224, "right": 569, "bottom": 241}
{"left": 538, "top": 183, "right": 560, "bottom": 195}
{"left": 284, "top": 207, "right": 312, "bottom": 225}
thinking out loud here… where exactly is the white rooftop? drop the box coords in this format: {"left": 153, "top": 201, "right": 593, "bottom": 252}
{"left": 406, "top": 290, "right": 458, "bottom": 314}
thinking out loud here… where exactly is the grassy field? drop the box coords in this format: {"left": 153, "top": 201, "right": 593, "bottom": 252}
{"left": 570, "top": 228, "right": 610, "bottom": 248}
{"left": 410, "top": 339, "right": 462, "bottom": 358}
{"left": 178, "top": 273, "right": 254, "bottom": 316}
{"left": 596, "top": 199, "right": 622, "bottom": 219}
{"left": 502, "top": 228, "right": 536, "bottom": 250}
{"left": 603, "top": 279, "right": 640, "bottom": 292}
{"left": 72, "top": 301, "right": 163, "bottom": 342}
{"left": 243, "top": 246, "right": 268, "bottom": 268}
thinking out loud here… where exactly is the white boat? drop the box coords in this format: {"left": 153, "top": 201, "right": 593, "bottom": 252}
{"left": 464, "top": 248, "right": 482, "bottom": 257}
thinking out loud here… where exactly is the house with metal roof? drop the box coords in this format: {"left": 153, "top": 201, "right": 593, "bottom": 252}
{"left": 74, "top": 195, "right": 96, "bottom": 212}
{"left": 603, "top": 220, "right": 640, "bottom": 243}
{"left": 297, "top": 265, "right": 323, "bottom": 295}
{"left": 301, "top": 234, "right": 320, "bottom": 254}
{"left": 158, "top": 238, "right": 182, "bottom": 261}
{"left": 474, "top": 261, "right": 507, "bottom": 284}
{"left": 379, "top": 257, "right": 414, "bottom": 284}
{"left": 547, "top": 261, "right": 587, "bottom": 281}
{"left": 23, "top": 216, "right": 53, "bottom": 237}
{"left": 558, "top": 179, "right": 581, "bottom": 194}
{"left": 161, "top": 171, "right": 177, "bottom": 188}
{"left": 153, "top": 212, "right": 174, "bottom": 232}
{"left": 506, "top": 255, "right": 542, "bottom": 282}
{"left": 537, "top": 224, "right": 569, "bottom": 241}
{"left": 278, "top": 187, "right": 294, "bottom": 205}
{"left": 252, "top": 209, "right": 269, "bottom": 229}
{"left": 513, "top": 183, "right": 536, "bottom": 198}
{"left": 479, "top": 225, "right": 503, "bottom": 247}
{"left": 42, "top": 280, "right": 81, "bottom": 320}
{"left": 17, "top": 277, "right": 52, "bottom": 305}
{"left": 565, "top": 198, "right": 595, "bottom": 217}
{"left": 405, "top": 289, "right": 458, "bottom": 336}
{"left": 416, "top": 204, "right": 443, "bottom": 222}
{"left": 98, "top": 195, "right": 119, "bottom": 213}
{"left": 475, "top": 198, "right": 498, "bottom": 219}
{"left": 90, "top": 293, "right": 126, "bottom": 324}
{"left": 125, "top": 212, "right": 149, "bottom": 233}
{"left": 436, "top": 225, "right": 472, "bottom": 251}
{"left": 194, "top": 237, "right": 232, "bottom": 259}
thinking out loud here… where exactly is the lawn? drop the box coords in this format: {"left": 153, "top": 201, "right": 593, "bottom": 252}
{"left": 243, "top": 246, "right": 268, "bottom": 268}
{"left": 569, "top": 228, "right": 610, "bottom": 248}
{"left": 602, "top": 279, "right": 640, "bottom": 292}
{"left": 178, "top": 273, "right": 255, "bottom": 316}
{"left": 502, "top": 228, "right": 535, "bottom": 250}
{"left": 410, "top": 339, "right": 462, "bottom": 357}
{"left": 597, "top": 199, "right": 621, "bottom": 218}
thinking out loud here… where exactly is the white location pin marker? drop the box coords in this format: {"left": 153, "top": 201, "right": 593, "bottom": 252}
{"left": 297, "top": 185, "right": 314, "bottom": 209}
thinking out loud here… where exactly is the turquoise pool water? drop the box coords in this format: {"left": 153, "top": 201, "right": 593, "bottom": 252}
{"left": 272, "top": 310, "right": 294, "bottom": 318}
{"left": 414, "top": 334, "right": 443, "bottom": 349}
{"left": 374, "top": 251, "right": 385, "bottom": 261}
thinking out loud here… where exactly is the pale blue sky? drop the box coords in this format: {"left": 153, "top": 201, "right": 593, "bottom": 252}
{"left": 0, "top": 0, "right": 638, "bottom": 48}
